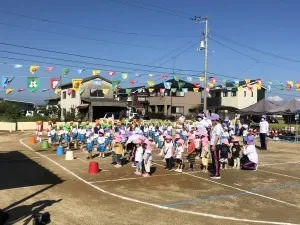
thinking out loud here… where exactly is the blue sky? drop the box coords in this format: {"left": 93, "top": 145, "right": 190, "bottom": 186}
{"left": 0, "top": 0, "right": 300, "bottom": 104}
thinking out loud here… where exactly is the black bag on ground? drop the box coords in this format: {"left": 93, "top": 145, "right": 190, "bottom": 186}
{"left": 32, "top": 212, "right": 51, "bottom": 225}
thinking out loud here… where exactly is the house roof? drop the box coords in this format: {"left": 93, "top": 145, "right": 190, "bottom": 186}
{"left": 211, "top": 79, "right": 267, "bottom": 91}
{"left": 44, "top": 96, "right": 60, "bottom": 101}
{"left": 59, "top": 75, "right": 112, "bottom": 89}
{"left": 152, "top": 78, "right": 203, "bottom": 89}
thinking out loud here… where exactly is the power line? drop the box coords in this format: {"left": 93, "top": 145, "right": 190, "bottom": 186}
{"left": 212, "top": 32, "right": 300, "bottom": 63}
{"left": 0, "top": 22, "right": 194, "bottom": 52}
{"left": 0, "top": 9, "right": 196, "bottom": 39}
{"left": 0, "top": 42, "right": 200, "bottom": 73}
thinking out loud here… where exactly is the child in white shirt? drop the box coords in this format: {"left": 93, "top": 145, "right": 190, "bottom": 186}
{"left": 175, "top": 139, "right": 184, "bottom": 172}
{"left": 97, "top": 132, "right": 106, "bottom": 158}
{"left": 134, "top": 140, "right": 144, "bottom": 175}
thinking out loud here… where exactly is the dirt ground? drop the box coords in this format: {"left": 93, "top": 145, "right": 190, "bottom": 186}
{"left": 1, "top": 131, "right": 300, "bottom": 225}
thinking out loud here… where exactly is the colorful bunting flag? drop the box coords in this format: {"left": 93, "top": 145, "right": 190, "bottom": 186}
{"left": 78, "top": 69, "right": 85, "bottom": 74}
{"left": 46, "top": 67, "right": 54, "bottom": 72}
{"left": 102, "top": 88, "right": 109, "bottom": 95}
{"left": 30, "top": 65, "right": 39, "bottom": 74}
{"left": 121, "top": 73, "right": 128, "bottom": 79}
{"left": 27, "top": 77, "right": 40, "bottom": 92}
{"left": 93, "top": 78, "right": 102, "bottom": 87}
{"left": 63, "top": 68, "right": 70, "bottom": 76}
{"left": 126, "top": 89, "right": 132, "bottom": 94}
{"left": 161, "top": 74, "right": 168, "bottom": 80}
{"left": 171, "top": 88, "right": 177, "bottom": 93}
{"left": 67, "top": 88, "right": 73, "bottom": 95}
{"left": 245, "top": 79, "right": 251, "bottom": 84}
{"left": 287, "top": 81, "right": 294, "bottom": 87}
{"left": 108, "top": 71, "right": 115, "bottom": 76}
{"left": 209, "top": 77, "right": 217, "bottom": 83}
{"left": 50, "top": 78, "right": 60, "bottom": 90}
{"left": 148, "top": 88, "right": 154, "bottom": 93}
{"left": 268, "top": 80, "right": 273, "bottom": 85}
{"left": 129, "top": 80, "right": 135, "bottom": 85}
{"left": 160, "top": 88, "right": 165, "bottom": 94}
{"left": 178, "top": 81, "right": 185, "bottom": 89}
{"left": 182, "top": 88, "right": 188, "bottom": 93}
{"left": 147, "top": 81, "right": 155, "bottom": 87}
{"left": 54, "top": 88, "right": 61, "bottom": 94}
{"left": 278, "top": 82, "right": 283, "bottom": 90}
{"left": 6, "top": 88, "right": 13, "bottom": 95}
{"left": 72, "top": 79, "right": 83, "bottom": 92}
{"left": 208, "top": 82, "right": 214, "bottom": 88}
{"left": 149, "top": 74, "right": 154, "bottom": 77}
{"left": 112, "top": 80, "right": 120, "bottom": 91}
{"left": 18, "top": 88, "right": 25, "bottom": 92}
{"left": 193, "top": 82, "right": 200, "bottom": 88}
{"left": 174, "top": 76, "right": 180, "bottom": 81}
{"left": 256, "top": 83, "right": 262, "bottom": 90}
{"left": 164, "top": 82, "right": 171, "bottom": 90}
{"left": 186, "top": 77, "right": 192, "bottom": 82}
{"left": 256, "top": 79, "right": 262, "bottom": 85}
{"left": 233, "top": 80, "right": 239, "bottom": 88}
{"left": 193, "top": 88, "right": 199, "bottom": 92}
{"left": 14, "top": 64, "right": 23, "bottom": 68}
{"left": 93, "top": 70, "right": 101, "bottom": 76}
{"left": 199, "top": 76, "right": 205, "bottom": 82}
{"left": 1, "top": 76, "right": 14, "bottom": 88}
{"left": 135, "top": 73, "right": 141, "bottom": 77}
{"left": 296, "top": 81, "right": 300, "bottom": 91}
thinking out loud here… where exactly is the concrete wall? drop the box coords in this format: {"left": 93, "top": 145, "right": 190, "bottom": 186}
{"left": 0, "top": 122, "right": 16, "bottom": 132}
{"left": 221, "top": 91, "right": 239, "bottom": 109}
{"left": 237, "top": 87, "right": 258, "bottom": 109}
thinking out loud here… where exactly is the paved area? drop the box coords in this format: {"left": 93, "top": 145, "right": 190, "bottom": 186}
{"left": 1, "top": 131, "right": 300, "bottom": 225}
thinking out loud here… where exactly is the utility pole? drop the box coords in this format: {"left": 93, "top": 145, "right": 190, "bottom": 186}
{"left": 193, "top": 16, "right": 208, "bottom": 114}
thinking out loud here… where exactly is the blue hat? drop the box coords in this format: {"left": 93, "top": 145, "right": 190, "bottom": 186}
{"left": 196, "top": 113, "right": 203, "bottom": 118}
{"left": 224, "top": 116, "right": 229, "bottom": 122}
{"left": 246, "top": 135, "right": 254, "bottom": 145}
{"left": 207, "top": 113, "right": 220, "bottom": 121}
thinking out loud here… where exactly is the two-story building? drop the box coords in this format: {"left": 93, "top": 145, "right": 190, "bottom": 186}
{"left": 207, "top": 80, "right": 266, "bottom": 111}
{"left": 59, "top": 75, "right": 127, "bottom": 121}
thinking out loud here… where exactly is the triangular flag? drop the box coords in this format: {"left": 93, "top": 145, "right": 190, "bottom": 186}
{"left": 6, "top": 88, "right": 13, "bottom": 95}
{"left": 63, "top": 68, "right": 70, "bottom": 76}
{"left": 160, "top": 88, "right": 165, "bottom": 94}
{"left": 171, "top": 88, "right": 177, "bottom": 93}
{"left": 27, "top": 77, "right": 40, "bottom": 92}
{"left": 296, "top": 81, "right": 300, "bottom": 91}
{"left": 174, "top": 76, "right": 180, "bottom": 81}
{"left": 135, "top": 73, "right": 141, "bottom": 77}
{"left": 193, "top": 88, "right": 199, "bottom": 92}
{"left": 112, "top": 80, "right": 120, "bottom": 91}
{"left": 178, "top": 81, "right": 185, "bottom": 89}
{"left": 50, "top": 78, "right": 60, "bottom": 90}
{"left": 14, "top": 64, "right": 23, "bottom": 68}
{"left": 102, "top": 88, "right": 109, "bottom": 95}
{"left": 72, "top": 79, "right": 83, "bottom": 92}
{"left": 161, "top": 74, "right": 168, "bottom": 80}
{"left": 267, "top": 85, "right": 271, "bottom": 92}
{"left": 30, "top": 65, "right": 39, "bottom": 74}
{"left": 256, "top": 79, "right": 262, "bottom": 85}
{"left": 108, "top": 71, "right": 115, "bottom": 76}
{"left": 54, "top": 88, "right": 61, "bottom": 94}
{"left": 147, "top": 81, "right": 155, "bottom": 87}
{"left": 121, "top": 73, "right": 128, "bottom": 79}
{"left": 93, "top": 70, "right": 101, "bottom": 76}
{"left": 208, "top": 82, "right": 214, "bottom": 88}
{"left": 256, "top": 83, "right": 262, "bottom": 90}
{"left": 278, "top": 82, "right": 283, "bottom": 90}
{"left": 78, "top": 69, "right": 85, "bottom": 74}
{"left": 149, "top": 74, "right": 154, "bottom": 77}
{"left": 186, "top": 77, "right": 192, "bottom": 82}
{"left": 164, "top": 82, "right": 171, "bottom": 90}
{"left": 245, "top": 79, "right": 251, "bottom": 84}
{"left": 182, "top": 88, "right": 188, "bottom": 93}
{"left": 287, "top": 81, "right": 294, "bottom": 87}
{"left": 233, "top": 80, "right": 239, "bottom": 88}
{"left": 148, "top": 88, "right": 154, "bottom": 93}
{"left": 93, "top": 78, "right": 102, "bottom": 87}
{"left": 193, "top": 82, "right": 200, "bottom": 88}
{"left": 268, "top": 80, "right": 273, "bottom": 85}
{"left": 18, "top": 88, "right": 25, "bottom": 92}
{"left": 199, "top": 76, "right": 205, "bottom": 82}
{"left": 46, "top": 67, "right": 54, "bottom": 72}
{"left": 1, "top": 77, "right": 8, "bottom": 88}
{"left": 209, "top": 77, "right": 216, "bottom": 83}
{"left": 126, "top": 88, "right": 132, "bottom": 94}
{"left": 129, "top": 80, "right": 135, "bottom": 85}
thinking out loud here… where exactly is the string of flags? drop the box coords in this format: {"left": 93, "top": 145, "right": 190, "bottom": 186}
{"left": 1, "top": 63, "right": 300, "bottom": 95}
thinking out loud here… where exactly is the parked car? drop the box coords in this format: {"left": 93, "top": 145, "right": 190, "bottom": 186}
{"left": 25, "top": 111, "right": 34, "bottom": 117}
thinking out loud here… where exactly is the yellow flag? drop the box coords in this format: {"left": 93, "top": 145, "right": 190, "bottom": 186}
{"left": 72, "top": 79, "right": 83, "bottom": 92}
{"left": 193, "top": 88, "right": 199, "bottom": 92}
{"left": 30, "top": 65, "right": 39, "bottom": 74}
{"left": 199, "top": 76, "right": 205, "bottom": 82}
{"left": 102, "top": 88, "right": 109, "bottom": 95}
{"left": 147, "top": 81, "right": 155, "bottom": 87}
{"left": 93, "top": 70, "right": 101, "bottom": 76}
{"left": 245, "top": 79, "right": 250, "bottom": 84}
{"left": 6, "top": 88, "right": 13, "bottom": 94}
{"left": 148, "top": 88, "right": 154, "bottom": 93}
{"left": 256, "top": 83, "right": 262, "bottom": 90}
{"left": 148, "top": 74, "right": 154, "bottom": 77}
{"left": 208, "top": 82, "right": 214, "bottom": 88}
{"left": 54, "top": 88, "right": 61, "bottom": 94}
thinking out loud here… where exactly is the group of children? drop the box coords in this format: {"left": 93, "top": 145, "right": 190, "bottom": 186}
{"left": 40, "top": 116, "right": 259, "bottom": 177}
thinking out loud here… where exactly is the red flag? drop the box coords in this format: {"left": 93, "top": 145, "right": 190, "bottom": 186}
{"left": 50, "top": 78, "right": 60, "bottom": 90}
{"left": 193, "top": 82, "right": 200, "bottom": 88}
{"left": 46, "top": 66, "right": 54, "bottom": 72}
{"left": 129, "top": 80, "right": 135, "bottom": 85}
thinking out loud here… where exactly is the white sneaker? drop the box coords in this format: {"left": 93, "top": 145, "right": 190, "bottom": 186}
{"left": 178, "top": 169, "right": 182, "bottom": 173}
{"left": 175, "top": 169, "right": 179, "bottom": 172}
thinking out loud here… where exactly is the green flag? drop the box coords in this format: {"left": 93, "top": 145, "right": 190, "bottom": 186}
{"left": 171, "top": 88, "right": 177, "bottom": 93}
{"left": 126, "top": 88, "right": 132, "bottom": 94}
{"left": 63, "top": 68, "right": 70, "bottom": 77}
{"left": 178, "top": 81, "right": 185, "bottom": 89}
{"left": 27, "top": 77, "right": 40, "bottom": 92}
{"left": 112, "top": 80, "right": 120, "bottom": 91}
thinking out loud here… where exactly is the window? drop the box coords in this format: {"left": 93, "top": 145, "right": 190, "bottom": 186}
{"left": 62, "top": 91, "right": 66, "bottom": 99}
{"left": 71, "top": 90, "right": 76, "bottom": 98}
{"left": 171, "top": 106, "right": 184, "bottom": 114}
{"left": 90, "top": 89, "right": 104, "bottom": 98}
{"left": 223, "top": 92, "right": 228, "bottom": 97}
{"left": 215, "top": 91, "right": 221, "bottom": 97}
{"left": 232, "top": 91, "right": 237, "bottom": 97}
{"left": 244, "top": 91, "right": 247, "bottom": 97}
{"left": 62, "top": 108, "right": 66, "bottom": 118}
{"left": 251, "top": 91, "right": 254, "bottom": 97}
{"left": 138, "top": 97, "right": 146, "bottom": 101}
{"left": 157, "top": 105, "right": 164, "bottom": 112}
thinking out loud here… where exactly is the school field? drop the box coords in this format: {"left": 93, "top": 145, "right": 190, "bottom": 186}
{"left": 1, "top": 132, "right": 300, "bottom": 225}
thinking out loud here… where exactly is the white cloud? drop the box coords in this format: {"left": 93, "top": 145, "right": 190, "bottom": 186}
{"left": 267, "top": 96, "right": 283, "bottom": 102}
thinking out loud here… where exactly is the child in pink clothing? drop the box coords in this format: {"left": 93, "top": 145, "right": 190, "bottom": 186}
{"left": 200, "top": 134, "right": 209, "bottom": 172}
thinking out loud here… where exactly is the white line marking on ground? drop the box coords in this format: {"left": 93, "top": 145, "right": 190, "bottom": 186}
{"left": 260, "top": 161, "right": 300, "bottom": 167}
{"left": 153, "top": 162, "right": 300, "bottom": 209}
{"left": 19, "top": 138, "right": 300, "bottom": 225}
{"left": 259, "top": 170, "right": 300, "bottom": 180}
{"left": 90, "top": 173, "right": 182, "bottom": 184}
